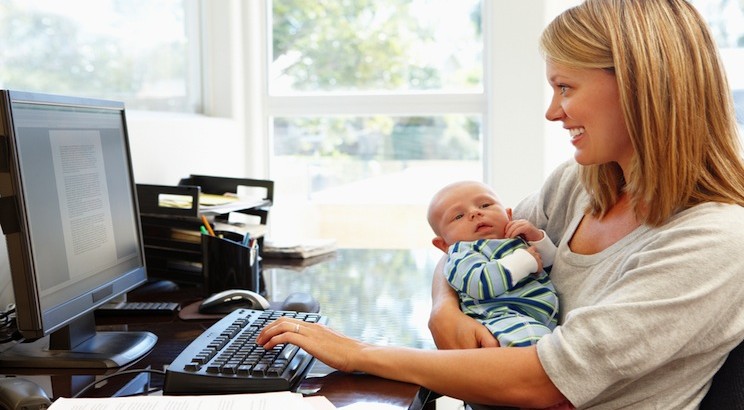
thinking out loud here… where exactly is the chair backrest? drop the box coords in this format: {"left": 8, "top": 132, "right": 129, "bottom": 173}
{"left": 700, "top": 340, "right": 744, "bottom": 409}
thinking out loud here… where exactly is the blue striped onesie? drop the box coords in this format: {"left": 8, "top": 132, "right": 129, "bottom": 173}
{"left": 445, "top": 237, "right": 559, "bottom": 347}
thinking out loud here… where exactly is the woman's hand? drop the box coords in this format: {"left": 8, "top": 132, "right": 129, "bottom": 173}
{"left": 256, "top": 317, "right": 368, "bottom": 373}
{"left": 429, "top": 256, "right": 499, "bottom": 349}
{"left": 429, "top": 301, "right": 500, "bottom": 349}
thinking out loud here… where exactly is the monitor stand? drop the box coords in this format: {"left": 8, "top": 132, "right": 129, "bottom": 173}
{"left": 0, "top": 313, "right": 156, "bottom": 370}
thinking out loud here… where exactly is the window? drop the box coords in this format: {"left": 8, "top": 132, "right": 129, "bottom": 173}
{"left": 267, "top": 0, "right": 483, "bottom": 248}
{"left": 0, "top": 0, "right": 200, "bottom": 112}
{"left": 690, "top": 0, "right": 744, "bottom": 130}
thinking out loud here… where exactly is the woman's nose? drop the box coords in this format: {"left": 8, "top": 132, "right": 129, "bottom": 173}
{"left": 545, "top": 97, "right": 564, "bottom": 122}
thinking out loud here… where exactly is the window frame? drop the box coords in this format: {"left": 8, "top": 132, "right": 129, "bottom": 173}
{"left": 243, "top": 1, "right": 569, "bottom": 207}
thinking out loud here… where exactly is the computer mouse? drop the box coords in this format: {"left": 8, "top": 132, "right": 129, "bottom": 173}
{"left": 279, "top": 292, "right": 320, "bottom": 313}
{"left": 0, "top": 377, "right": 51, "bottom": 410}
{"left": 198, "top": 289, "right": 271, "bottom": 314}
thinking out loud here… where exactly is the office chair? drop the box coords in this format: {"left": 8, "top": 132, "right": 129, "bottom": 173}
{"left": 409, "top": 338, "right": 744, "bottom": 410}
{"left": 700, "top": 338, "right": 744, "bottom": 410}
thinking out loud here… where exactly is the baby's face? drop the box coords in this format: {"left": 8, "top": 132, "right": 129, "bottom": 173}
{"left": 431, "top": 182, "right": 510, "bottom": 247}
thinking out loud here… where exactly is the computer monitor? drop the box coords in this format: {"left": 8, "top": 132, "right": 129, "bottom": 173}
{"left": 0, "top": 90, "right": 156, "bottom": 369}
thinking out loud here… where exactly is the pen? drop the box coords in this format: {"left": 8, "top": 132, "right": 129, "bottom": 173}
{"left": 200, "top": 226, "right": 209, "bottom": 236}
{"left": 200, "top": 214, "right": 216, "bottom": 236}
{"left": 242, "top": 232, "right": 251, "bottom": 247}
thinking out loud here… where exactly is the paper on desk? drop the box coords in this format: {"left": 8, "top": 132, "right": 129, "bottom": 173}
{"left": 48, "top": 391, "right": 334, "bottom": 410}
{"left": 263, "top": 238, "right": 337, "bottom": 259}
{"left": 200, "top": 195, "right": 269, "bottom": 216}
{"left": 304, "top": 396, "right": 337, "bottom": 410}
{"left": 156, "top": 191, "right": 268, "bottom": 215}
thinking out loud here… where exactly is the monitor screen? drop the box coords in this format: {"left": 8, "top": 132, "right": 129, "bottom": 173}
{"left": 0, "top": 90, "right": 156, "bottom": 369}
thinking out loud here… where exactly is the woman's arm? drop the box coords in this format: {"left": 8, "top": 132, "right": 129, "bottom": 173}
{"left": 429, "top": 255, "right": 498, "bottom": 349}
{"left": 257, "top": 317, "right": 566, "bottom": 407}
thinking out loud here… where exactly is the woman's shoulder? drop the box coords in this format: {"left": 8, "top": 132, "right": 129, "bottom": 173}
{"left": 673, "top": 202, "right": 744, "bottom": 224}
{"left": 661, "top": 202, "right": 744, "bottom": 245}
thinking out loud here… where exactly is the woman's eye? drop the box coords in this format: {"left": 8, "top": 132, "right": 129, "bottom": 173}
{"left": 559, "top": 85, "right": 568, "bottom": 95}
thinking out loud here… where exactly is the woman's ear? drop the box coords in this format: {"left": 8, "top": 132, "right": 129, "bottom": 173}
{"left": 432, "top": 236, "right": 449, "bottom": 253}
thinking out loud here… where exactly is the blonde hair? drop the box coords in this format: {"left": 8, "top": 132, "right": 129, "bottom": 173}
{"left": 540, "top": 0, "right": 744, "bottom": 226}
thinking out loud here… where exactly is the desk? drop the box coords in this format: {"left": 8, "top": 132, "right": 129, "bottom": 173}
{"left": 263, "top": 247, "right": 442, "bottom": 408}
{"left": 263, "top": 248, "right": 439, "bottom": 351}
{"left": 3, "top": 248, "right": 443, "bottom": 409}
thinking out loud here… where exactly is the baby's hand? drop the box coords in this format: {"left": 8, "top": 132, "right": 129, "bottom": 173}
{"left": 505, "top": 219, "right": 543, "bottom": 242}
{"left": 526, "top": 245, "right": 544, "bottom": 273}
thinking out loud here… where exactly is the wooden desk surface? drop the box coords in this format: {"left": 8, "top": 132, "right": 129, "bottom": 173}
{"left": 80, "top": 248, "right": 442, "bottom": 408}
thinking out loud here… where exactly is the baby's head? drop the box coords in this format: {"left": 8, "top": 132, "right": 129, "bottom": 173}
{"left": 427, "top": 180, "right": 511, "bottom": 253}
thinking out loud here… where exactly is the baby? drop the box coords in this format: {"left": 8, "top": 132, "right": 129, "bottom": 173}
{"left": 427, "top": 180, "right": 559, "bottom": 347}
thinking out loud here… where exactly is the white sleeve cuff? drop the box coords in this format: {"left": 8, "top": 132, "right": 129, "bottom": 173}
{"left": 499, "top": 248, "right": 538, "bottom": 285}
{"left": 529, "top": 230, "right": 557, "bottom": 268}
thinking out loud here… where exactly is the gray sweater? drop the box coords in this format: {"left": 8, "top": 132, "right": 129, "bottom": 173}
{"left": 514, "top": 161, "right": 744, "bottom": 409}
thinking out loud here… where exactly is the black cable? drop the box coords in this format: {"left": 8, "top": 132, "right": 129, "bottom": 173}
{"left": 0, "top": 305, "right": 15, "bottom": 326}
{"left": 0, "top": 328, "right": 21, "bottom": 344}
{"left": 0, "top": 313, "right": 10, "bottom": 329}
{"left": 0, "top": 305, "right": 20, "bottom": 344}
{"left": 71, "top": 368, "right": 167, "bottom": 398}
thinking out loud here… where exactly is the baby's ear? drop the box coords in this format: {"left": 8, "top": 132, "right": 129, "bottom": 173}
{"left": 432, "top": 237, "right": 449, "bottom": 253}
{"left": 506, "top": 208, "right": 513, "bottom": 221}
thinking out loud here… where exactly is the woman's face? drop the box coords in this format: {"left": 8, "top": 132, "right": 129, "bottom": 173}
{"left": 545, "top": 61, "right": 634, "bottom": 172}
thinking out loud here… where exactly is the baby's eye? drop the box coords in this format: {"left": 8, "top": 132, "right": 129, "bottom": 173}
{"left": 480, "top": 203, "right": 492, "bottom": 209}
{"left": 453, "top": 213, "right": 464, "bottom": 221}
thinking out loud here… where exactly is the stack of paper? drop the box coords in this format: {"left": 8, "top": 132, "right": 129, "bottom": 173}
{"left": 48, "top": 391, "right": 335, "bottom": 409}
{"left": 262, "top": 238, "right": 337, "bottom": 259}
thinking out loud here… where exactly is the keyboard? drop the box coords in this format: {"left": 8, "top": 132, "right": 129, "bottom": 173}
{"left": 163, "top": 308, "right": 327, "bottom": 395}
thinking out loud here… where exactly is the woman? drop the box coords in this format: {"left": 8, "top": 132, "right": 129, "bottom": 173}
{"left": 258, "top": 0, "right": 744, "bottom": 407}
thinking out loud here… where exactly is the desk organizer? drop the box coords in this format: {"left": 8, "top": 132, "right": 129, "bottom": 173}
{"left": 136, "top": 175, "right": 273, "bottom": 290}
{"left": 202, "top": 231, "right": 260, "bottom": 294}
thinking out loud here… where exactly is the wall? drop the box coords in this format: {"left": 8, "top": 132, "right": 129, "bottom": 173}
{"left": 484, "top": 1, "right": 553, "bottom": 207}
{"left": 126, "top": 112, "right": 246, "bottom": 184}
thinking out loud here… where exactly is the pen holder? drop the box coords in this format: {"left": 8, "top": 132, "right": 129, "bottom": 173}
{"left": 201, "top": 231, "right": 259, "bottom": 295}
